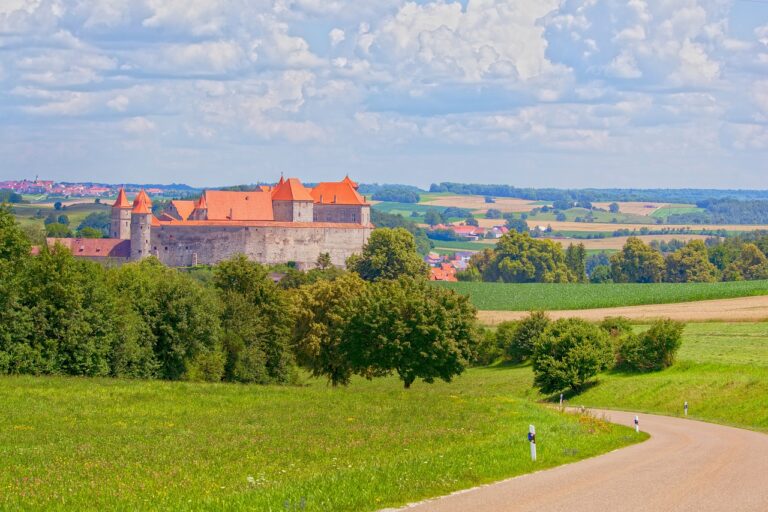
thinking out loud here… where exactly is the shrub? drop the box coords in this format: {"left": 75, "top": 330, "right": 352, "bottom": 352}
{"left": 531, "top": 318, "right": 613, "bottom": 393}
{"left": 497, "top": 311, "right": 550, "bottom": 363}
{"left": 616, "top": 319, "right": 685, "bottom": 372}
{"left": 471, "top": 327, "right": 503, "bottom": 366}
{"left": 599, "top": 316, "right": 633, "bottom": 338}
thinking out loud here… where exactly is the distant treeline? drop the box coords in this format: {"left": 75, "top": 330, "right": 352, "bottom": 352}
{"left": 665, "top": 199, "right": 768, "bottom": 225}
{"left": 429, "top": 182, "right": 768, "bottom": 203}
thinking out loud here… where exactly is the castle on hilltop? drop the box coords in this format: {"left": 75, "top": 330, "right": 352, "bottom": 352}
{"left": 52, "top": 176, "right": 373, "bottom": 269}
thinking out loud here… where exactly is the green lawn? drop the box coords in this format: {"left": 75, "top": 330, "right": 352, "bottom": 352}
{"left": 436, "top": 280, "right": 768, "bottom": 311}
{"left": 11, "top": 202, "right": 109, "bottom": 231}
{"left": 575, "top": 322, "right": 768, "bottom": 433}
{"left": 0, "top": 373, "right": 640, "bottom": 511}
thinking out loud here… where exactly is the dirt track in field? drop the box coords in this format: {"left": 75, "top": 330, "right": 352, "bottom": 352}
{"left": 393, "top": 409, "right": 768, "bottom": 512}
{"left": 477, "top": 295, "right": 768, "bottom": 325}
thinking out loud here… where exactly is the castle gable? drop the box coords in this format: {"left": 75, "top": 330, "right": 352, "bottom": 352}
{"left": 311, "top": 181, "right": 367, "bottom": 206}
{"left": 272, "top": 178, "right": 313, "bottom": 201}
{"left": 169, "top": 200, "right": 195, "bottom": 221}
{"left": 203, "top": 190, "right": 274, "bottom": 221}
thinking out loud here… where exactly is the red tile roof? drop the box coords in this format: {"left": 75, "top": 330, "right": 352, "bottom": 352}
{"left": 156, "top": 219, "right": 369, "bottom": 229}
{"left": 113, "top": 188, "right": 131, "bottom": 208}
{"left": 272, "top": 177, "right": 313, "bottom": 201}
{"left": 47, "top": 238, "right": 131, "bottom": 258}
{"left": 132, "top": 190, "right": 152, "bottom": 214}
{"left": 170, "top": 200, "right": 195, "bottom": 221}
{"left": 342, "top": 175, "right": 359, "bottom": 189}
{"left": 200, "top": 190, "right": 274, "bottom": 221}
{"left": 311, "top": 180, "right": 367, "bottom": 206}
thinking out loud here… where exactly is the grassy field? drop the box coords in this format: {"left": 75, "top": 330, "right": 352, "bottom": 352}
{"left": 0, "top": 372, "right": 642, "bottom": 511}
{"left": 11, "top": 202, "right": 109, "bottom": 231}
{"left": 436, "top": 280, "right": 768, "bottom": 311}
{"left": 526, "top": 208, "right": 655, "bottom": 225}
{"left": 650, "top": 206, "right": 706, "bottom": 219}
{"left": 575, "top": 322, "right": 768, "bottom": 433}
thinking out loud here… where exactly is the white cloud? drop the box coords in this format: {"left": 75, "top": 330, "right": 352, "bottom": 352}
{"left": 607, "top": 51, "right": 642, "bottom": 78}
{"left": 122, "top": 116, "right": 156, "bottom": 135}
{"left": 329, "top": 28, "right": 345, "bottom": 46}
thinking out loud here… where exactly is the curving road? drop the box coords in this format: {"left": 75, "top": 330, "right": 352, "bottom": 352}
{"left": 395, "top": 409, "right": 768, "bottom": 512}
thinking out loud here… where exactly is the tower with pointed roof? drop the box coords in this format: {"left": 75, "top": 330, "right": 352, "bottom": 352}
{"left": 271, "top": 177, "right": 314, "bottom": 222}
{"left": 111, "top": 187, "right": 132, "bottom": 240}
{"left": 130, "top": 190, "right": 153, "bottom": 260}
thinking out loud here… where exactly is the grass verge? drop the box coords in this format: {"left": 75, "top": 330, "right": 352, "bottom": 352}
{"left": 0, "top": 370, "right": 642, "bottom": 511}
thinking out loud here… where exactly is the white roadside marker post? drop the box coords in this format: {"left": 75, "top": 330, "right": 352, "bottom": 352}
{"left": 634, "top": 415, "right": 640, "bottom": 433}
{"left": 528, "top": 425, "right": 537, "bottom": 462}
{"left": 684, "top": 401, "right": 688, "bottom": 416}
{"left": 559, "top": 393, "right": 563, "bottom": 409}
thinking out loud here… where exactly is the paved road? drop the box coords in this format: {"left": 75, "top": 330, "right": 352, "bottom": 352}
{"left": 395, "top": 409, "right": 768, "bottom": 512}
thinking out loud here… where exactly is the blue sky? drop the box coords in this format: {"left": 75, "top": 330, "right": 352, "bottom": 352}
{"left": 0, "top": 0, "right": 767, "bottom": 189}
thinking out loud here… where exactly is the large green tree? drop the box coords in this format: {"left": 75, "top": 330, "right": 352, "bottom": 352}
{"left": 469, "top": 231, "right": 574, "bottom": 283}
{"left": 665, "top": 240, "right": 719, "bottom": 283}
{"left": 723, "top": 243, "right": 768, "bottom": 281}
{"left": 610, "top": 237, "right": 665, "bottom": 283}
{"left": 213, "top": 255, "right": 294, "bottom": 384}
{"left": 291, "top": 273, "right": 367, "bottom": 386}
{"left": 347, "top": 278, "right": 477, "bottom": 388}
{"left": 347, "top": 228, "right": 428, "bottom": 281}
{"left": 565, "top": 243, "right": 588, "bottom": 283}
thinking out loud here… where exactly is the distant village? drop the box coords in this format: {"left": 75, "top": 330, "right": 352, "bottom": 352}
{"left": 0, "top": 179, "right": 171, "bottom": 197}
{"left": 425, "top": 224, "right": 511, "bottom": 282}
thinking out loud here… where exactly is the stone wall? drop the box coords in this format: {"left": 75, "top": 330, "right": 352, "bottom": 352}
{"left": 150, "top": 224, "right": 371, "bottom": 269}
{"left": 314, "top": 204, "right": 369, "bottom": 224}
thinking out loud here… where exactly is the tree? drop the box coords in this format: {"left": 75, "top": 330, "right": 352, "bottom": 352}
{"left": 485, "top": 208, "right": 502, "bottom": 219}
{"left": 347, "top": 278, "right": 477, "bottom": 388}
{"left": 531, "top": 318, "right": 613, "bottom": 394}
{"left": 423, "top": 210, "right": 443, "bottom": 226}
{"left": 723, "top": 243, "right": 768, "bottom": 281}
{"left": 589, "top": 265, "right": 612, "bottom": 283}
{"left": 555, "top": 212, "right": 567, "bottom": 222}
{"left": 665, "top": 240, "right": 719, "bottom": 283}
{"left": 291, "top": 273, "right": 367, "bottom": 386}
{"left": 565, "top": 243, "right": 587, "bottom": 282}
{"left": 77, "top": 227, "right": 102, "bottom": 238}
{"left": 316, "top": 252, "right": 332, "bottom": 270}
{"left": 371, "top": 209, "right": 432, "bottom": 256}
{"left": 111, "top": 259, "right": 222, "bottom": 381}
{"left": 57, "top": 214, "right": 70, "bottom": 226}
{"left": 213, "top": 255, "right": 295, "bottom": 383}
{"left": 54, "top": 201, "right": 62, "bottom": 211}
{"left": 609, "top": 202, "right": 620, "bottom": 214}
{"left": 465, "top": 216, "right": 479, "bottom": 227}
{"left": 0, "top": 205, "right": 31, "bottom": 264}
{"left": 610, "top": 237, "right": 665, "bottom": 283}
{"left": 347, "top": 228, "right": 428, "bottom": 282}
{"left": 497, "top": 311, "right": 550, "bottom": 363}
{"left": 77, "top": 212, "right": 111, "bottom": 237}
{"left": 616, "top": 319, "right": 684, "bottom": 372}
{"left": 469, "top": 231, "right": 574, "bottom": 283}
{"left": 45, "top": 223, "right": 72, "bottom": 238}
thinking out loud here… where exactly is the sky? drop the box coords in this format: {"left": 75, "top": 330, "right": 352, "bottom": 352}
{"left": 1, "top": 0, "right": 767, "bottom": 189}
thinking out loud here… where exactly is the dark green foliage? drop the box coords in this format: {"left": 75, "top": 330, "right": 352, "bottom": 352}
{"left": 57, "top": 214, "right": 70, "bottom": 226}
{"left": 0, "top": 189, "right": 24, "bottom": 204}
{"left": 77, "top": 227, "right": 103, "bottom": 238}
{"left": 77, "top": 211, "right": 111, "bottom": 237}
{"left": 471, "top": 327, "right": 503, "bottom": 366}
{"left": 599, "top": 316, "right": 633, "bottom": 339}
{"left": 370, "top": 209, "right": 432, "bottom": 256}
{"left": 464, "top": 216, "right": 479, "bottom": 227}
{"left": 609, "top": 202, "right": 620, "bottom": 213}
{"left": 112, "top": 259, "right": 222, "bottom": 381}
{"left": 616, "top": 319, "right": 684, "bottom": 372}
{"left": 347, "top": 228, "right": 429, "bottom": 281}
{"left": 610, "top": 237, "right": 665, "bottom": 283}
{"left": 45, "top": 222, "right": 72, "bottom": 238}
{"left": 531, "top": 318, "right": 613, "bottom": 393}
{"left": 213, "top": 255, "right": 295, "bottom": 384}
{"left": 665, "top": 240, "right": 719, "bottom": 283}
{"left": 0, "top": 205, "right": 31, "bottom": 263}
{"left": 468, "top": 231, "right": 575, "bottom": 283}
{"left": 485, "top": 208, "right": 502, "bottom": 219}
{"left": 371, "top": 186, "right": 420, "bottom": 203}
{"left": 723, "top": 244, "right": 768, "bottom": 281}
{"left": 53, "top": 201, "right": 62, "bottom": 210}
{"left": 589, "top": 265, "right": 613, "bottom": 283}
{"left": 497, "top": 311, "right": 550, "bottom": 363}
{"left": 506, "top": 218, "right": 529, "bottom": 234}
{"left": 423, "top": 210, "right": 443, "bottom": 226}
{"left": 347, "top": 278, "right": 478, "bottom": 388}
{"left": 565, "top": 244, "right": 587, "bottom": 282}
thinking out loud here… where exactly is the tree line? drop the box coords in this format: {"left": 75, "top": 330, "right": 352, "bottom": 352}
{"left": 0, "top": 207, "right": 478, "bottom": 388}
{"left": 459, "top": 231, "right": 768, "bottom": 283}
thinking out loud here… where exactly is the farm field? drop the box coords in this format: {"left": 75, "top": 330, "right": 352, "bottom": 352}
{"left": 576, "top": 322, "right": 768, "bottom": 433}
{"left": 0, "top": 374, "right": 639, "bottom": 511}
{"left": 476, "top": 295, "right": 768, "bottom": 324}
{"left": 540, "top": 220, "right": 768, "bottom": 232}
{"left": 419, "top": 194, "right": 540, "bottom": 214}
{"left": 436, "top": 280, "right": 768, "bottom": 312}
{"left": 549, "top": 234, "right": 712, "bottom": 251}
{"left": 10, "top": 202, "right": 109, "bottom": 229}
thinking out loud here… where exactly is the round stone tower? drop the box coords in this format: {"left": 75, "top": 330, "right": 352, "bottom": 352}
{"left": 130, "top": 190, "right": 153, "bottom": 260}
{"left": 111, "top": 187, "right": 132, "bottom": 239}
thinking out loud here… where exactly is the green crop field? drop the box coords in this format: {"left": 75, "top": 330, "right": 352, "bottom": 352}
{"left": 0, "top": 373, "right": 641, "bottom": 511}
{"left": 435, "top": 280, "right": 768, "bottom": 311}
{"left": 574, "top": 322, "right": 768, "bottom": 433}
{"left": 11, "top": 202, "right": 110, "bottom": 230}
{"left": 526, "top": 208, "right": 656, "bottom": 225}
{"left": 650, "top": 205, "right": 705, "bottom": 219}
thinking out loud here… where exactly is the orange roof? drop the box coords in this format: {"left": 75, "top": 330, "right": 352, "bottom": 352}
{"left": 272, "top": 177, "right": 314, "bottom": 201}
{"left": 201, "top": 190, "right": 274, "bottom": 221}
{"left": 169, "top": 200, "right": 195, "bottom": 221}
{"left": 342, "top": 175, "right": 359, "bottom": 189}
{"left": 47, "top": 238, "right": 131, "bottom": 258}
{"left": 259, "top": 185, "right": 272, "bottom": 192}
{"left": 132, "top": 190, "right": 152, "bottom": 214}
{"left": 195, "top": 193, "right": 208, "bottom": 210}
{"left": 113, "top": 188, "right": 131, "bottom": 208}
{"left": 311, "top": 180, "right": 367, "bottom": 206}
{"left": 156, "top": 219, "right": 369, "bottom": 229}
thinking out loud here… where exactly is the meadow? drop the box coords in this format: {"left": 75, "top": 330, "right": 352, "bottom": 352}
{"left": 10, "top": 202, "right": 109, "bottom": 231}
{"left": 436, "top": 280, "right": 768, "bottom": 311}
{"left": 0, "top": 372, "right": 641, "bottom": 511}
{"left": 576, "top": 322, "right": 768, "bottom": 433}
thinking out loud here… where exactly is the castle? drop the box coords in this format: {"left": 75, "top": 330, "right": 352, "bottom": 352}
{"left": 56, "top": 176, "right": 373, "bottom": 269}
